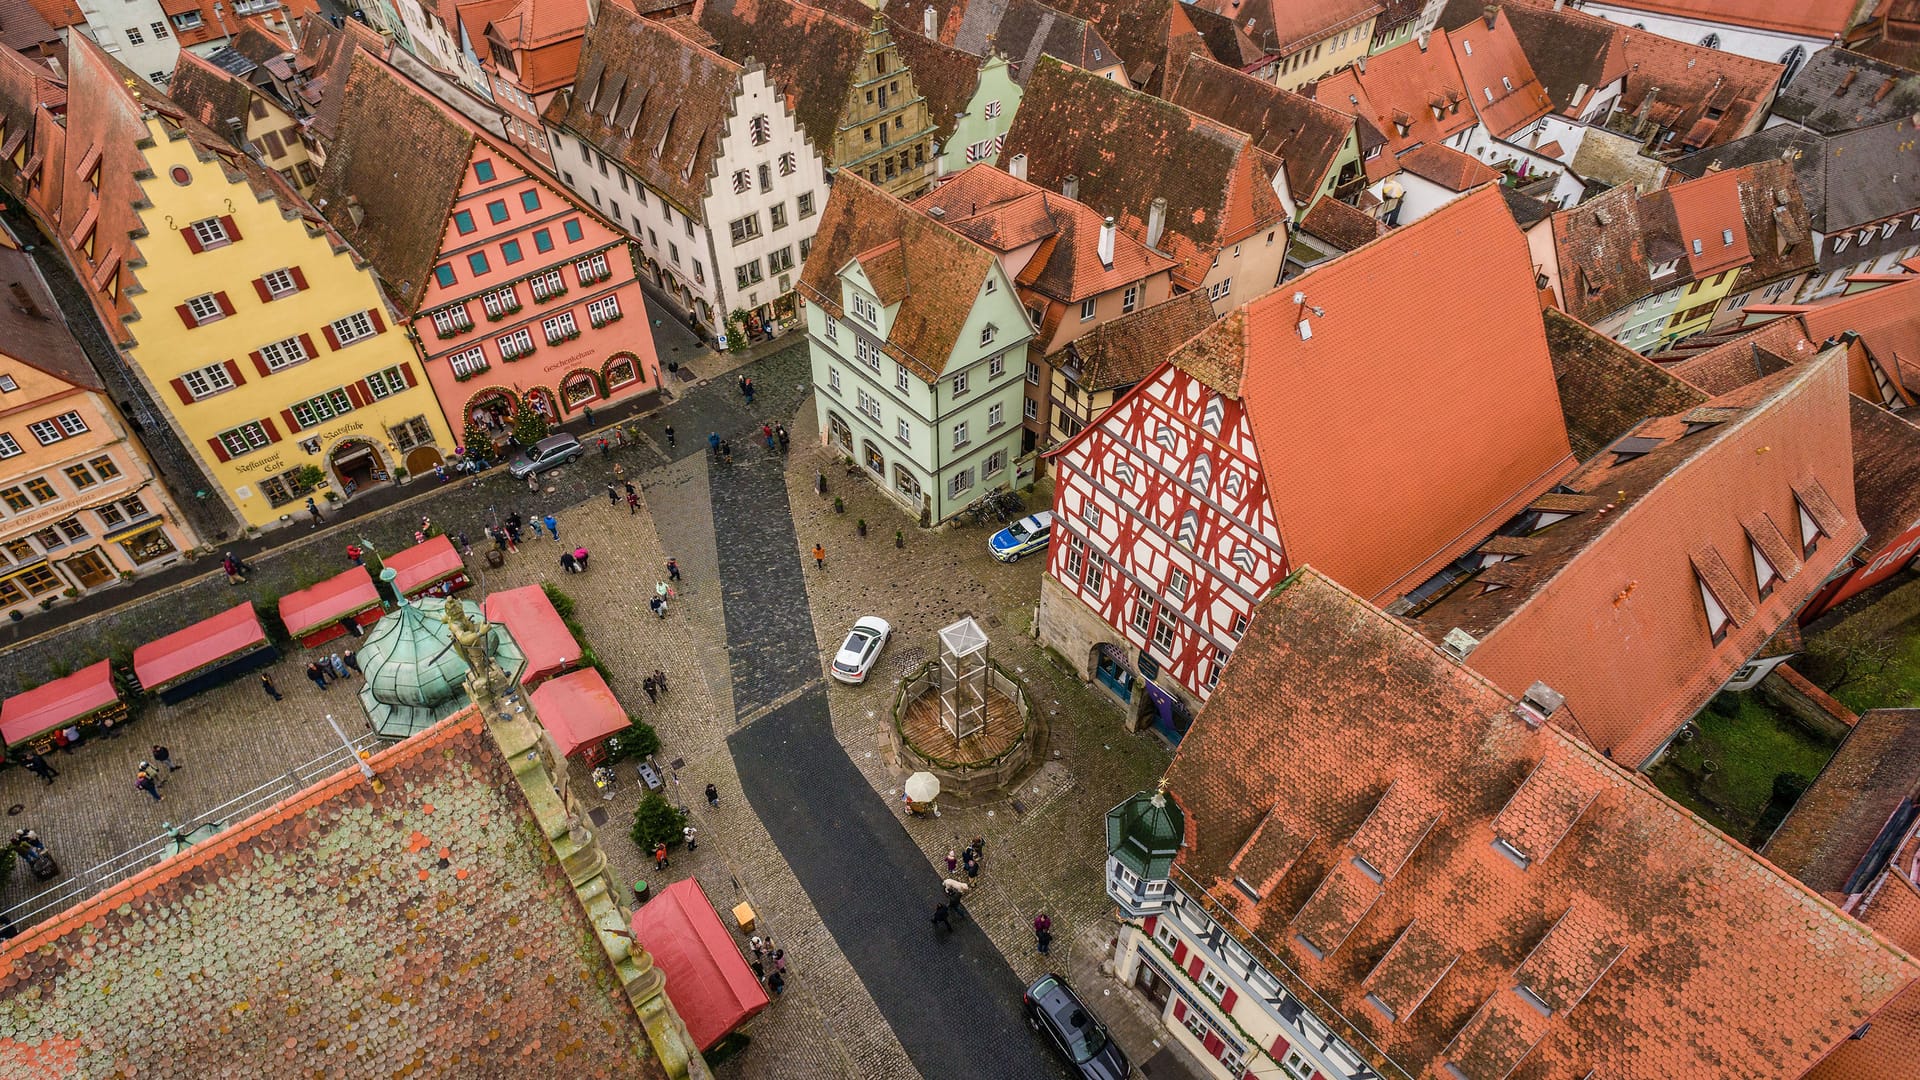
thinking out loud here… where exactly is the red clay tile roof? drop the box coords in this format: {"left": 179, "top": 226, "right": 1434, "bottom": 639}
{"left": 1167, "top": 566, "right": 1920, "bottom": 1080}
{"left": 1062, "top": 289, "right": 1215, "bottom": 390}
{"left": 697, "top": 0, "right": 870, "bottom": 166}
{"left": 1847, "top": 396, "right": 1920, "bottom": 557}
{"left": 20, "top": 0, "right": 81, "bottom": 29}
{"left": 1170, "top": 2, "right": 1268, "bottom": 72}
{"left": 1002, "top": 56, "right": 1288, "bottom": 289}
{"left": 1662, "top": 317, "right": 1819, "bottom": 394}
{"left": 1666, "top": 166, "right": 1752, "bottom": 277}
{"left": 550, "top": 4, "right": 742, "bottom": 224}
{"left": 1412, "top": 349, "right": 1866, "bottom": 765}
{"left": 1298, "top": 194, "right": 1388, "bottom": 251}
{"left": 168, "top": 49, "right": 261, "bottom": 138}
{"left": 797, "top": 173, "right": 1003, "bottom": 380}
{"left": 1312, "top": 34, "right": 1475, "bottom": 182}
{"left": 293, "top": 14, "right": 388, "bottom": 144}
{"left": 1763, "top": 707, "right": 1920, "bottom": 899}
{"left": 1800, "top": 276, "right": 1920, "bottom": 378}
{"left": 1395, "top": 141, "right": 1497, "bottom": 190}
{"left": 1598, "top": 0, "right": 1856, "bottom": 38}
{"left": 1445, "top": 7, "right": 1551, "bottom": 138}
{"left": 1164, "top": 50, "right": 1355, "bottom": 203}
{"left": 0, "top": 246, "right": 100, "bottom": 391}
{"left": 1616, "top": 27, "right": 1784, "bottom": 151}
{"left": 1176, "top": 186, "right": 1576, "bottom": 603}
{"left": 915, "top": 164, "right": 1176, "bottom": 304}
{"left": 1185, "top": 0, "right": 1382, "bottom": 59}
{"left": 1438, "top": 0, "right": 1625, "bottom": 117}
{"left": 0, "top": 708, "right": 666, "bottom": 1077}
{"left": 1541, "top": 307, "right": 1708, "bottom": 461}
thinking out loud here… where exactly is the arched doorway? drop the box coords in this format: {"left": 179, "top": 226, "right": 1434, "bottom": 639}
{"left": 524, "top": 386, "right": 559, "bottom": 420}
{"left": 330, "top": 437, "right": 387, "bottom": 496}
{"left": 404, "top": 445, "right": 445, "bottom": 475}
{"left": 860, "top": 438, "right": 885, "bottom": 475}
{"left": 560, "top": 368, "right": 601, "bottom": 412}
{"left": 1091, "top": 643, "right": 1133, "bottom": 703}
{"left": 827, "top": 411, "right": 853, "bottom": 454}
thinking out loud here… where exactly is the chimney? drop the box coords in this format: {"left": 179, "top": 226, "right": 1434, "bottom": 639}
{"left": 1356, "top": 54, "right": 1366, "bottom": 74}
{"left": 1417, "top": 29, "right": 1430, "bottom": 51}
{"left": 346, "top": 194, "right": 365, "bottom": 227}
{"left": 1483, "top": 5, "right": 1498, "bottom": 30}
{"left": 8, "top": 282, "right": 41, "bottom": 319}
{"left": 924, "top": 5, "right": 938, "bottom": 38}
{"left": 1146, "top": 196, "right": 1167, "bottom": 250}
{"left": 1062, "top": 174, "right": 1079, "bottom": 200}
{"left": 1098, "top": 216, "right": 1115, "bottom": 268}
{"left": 1553, "top": 0, "right": 1565, "bottom": 9}
{"left": 1009, "top": 152, "right": 1027, "bottom": 180}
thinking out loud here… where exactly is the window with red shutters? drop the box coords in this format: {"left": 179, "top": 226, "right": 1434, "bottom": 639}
{"left": 281, "top": 409, "right": 300, "bottom": 433}
{"left": 1187, "top": 955, "right": 1204, "bottom": 980}
{"left": 170, "top": 377, "right": 191, "bottom": 404}
{"left": 1172, "top": 941, "right": 1187, "bottom": 965}
{"left": 1219, "top": 988, "right": 1237, "bottom": 1012}
{"left": 1144, "top": 916, "right": 1159, "bottom": 937}
{"left": 290, "top": 266, "right": 308, "bottom": 290}
{"left": 215, "top": 292, "right": 235, "bottom": 316}
{"left": 1202, "top": 1032, "right": 1224, "bottom": 1057}
{"left": 1173, "top": 999, "right": 1187, "bottom": 1022}
{"left": 207, "top": 436, "right": 229, "bottom": 461}
{"left": 223, "top": 359, "right": 245, "bottom": 386}
{"left": 252, "top": 277, "right": 272, "bottom": 303}
{"left": 220, "top": 215, "right": 241, "bottom": 242}
{"left": 181, "top": 227, "right": 202, "bottom": 253}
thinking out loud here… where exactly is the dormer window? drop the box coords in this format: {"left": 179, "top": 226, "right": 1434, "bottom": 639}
{"left": 1798, "top": 499, "right": 1822, "bottom": 555}
{"left": 1698, "top": 573, "right": 1730, "bottom": 643}
{"left": 1751, "top": 540, "right": 1779, "bottom": 598}
{"left": 851, "top": 292, "right": 877, "bottom": 324}
{"left": 1650, "top": 260, "right": 1677, "bottom": 278}
{"left": 1484, "top": 87, "right": 1495, "bottom": 103}
{"left": 1501, "top": 76, "right": 1514, "bottom": 91}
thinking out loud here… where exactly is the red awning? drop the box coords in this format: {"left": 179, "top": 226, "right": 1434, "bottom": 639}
{"left": 526, "top": 668, "right": 629, "bottom": 757}
{"left": 133, "top": 603, "right": 267, "bottom": 689}
{"left": 1, "top": 660, "right": 119, "bottom": 748}
{"left": 278, "top": 566, "right": 381, "bottom": 638}
{"left": 630, "top": 879, "right": 769, "bottom": 1050}
{"left": 385, "top": 535, "right": 464, "bottom": 596}
{"left": 483, "top": 584, "right": 580, "bottom": 685}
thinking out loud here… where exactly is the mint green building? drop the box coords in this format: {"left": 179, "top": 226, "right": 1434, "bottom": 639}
{"left": 938, "top": 56, "right": 1020, "bottom": 173}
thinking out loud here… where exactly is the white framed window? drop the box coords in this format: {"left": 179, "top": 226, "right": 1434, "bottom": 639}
{"left": 980, "top": 324, "right": 998, "bottom": 346}
{"left": 857, "top": 390, "right": 882, "bottom": 421}
{"left": 1206, "top": 278, "right": 1233, "bottom": 301}
{"left": 0, "top": 375, "right": 15, "bottom": 392}
{"left": 857, "top": 338, "right": 883, "bottom": 372}
{"left": 1232, "top": 614, "right": 1248, "bottom": 638}
{"left": 448, "top": 346, "right": 488, "bottom": 378}
{"left": 498, "top": 328, "right": 534, "bottom": 358}
{"left": 1698, "top": 575, "right": 1730, "bottom": 643}
{"left": 1751, "top": 541, "right": 1778, "bottom": 597}
{"left": 749, "top": 114, "right": 772, "bottom": 145}
{"left": 1024, "top": 397, "right": 1038, "bottom": 420}
{"left": 953, "top": 421, "right": 969, "bottom": 448}
{"left": 186, "top": 293, "right": 224, "bottom": 323}
{"left": 180, "top": 363, "right": 235, "bottom": 399}
{"left": 331, "top": 311, "right": 376, "bottom": 346}
{"left": 948, "top": 468, "right": 975, "bottom": 498}
{"left": 988, "top": 402, "right": 1004, "bottom": 429}
{"left": 1085, "top": 551, "right": 1105, "bottom": 591}
{"left": 1167, "top": 568, "right": 1189, "bottom": 601}
{"left": 126, "top": 25, "right": 143, "bottom": 44}
{"left": 259, "top": 336, "right": 309, "bottom": 371}
{"left": 828, "top": 367, "right": 842, "bottom": 394}
{"left": 365, "top": 366, "right": 409, "bottom": 399}
{"left": 0, "top": 434, "right": 18, "bottom": 458}
{"left": 432, "top": 306, "right": 474, "bottom": 334}
{"left": 1132, "top": 598, "right": 1154, "bottom": 634}
{"left": 1080, "top": 298, "right": 1097, "bottom": 321}
{"left": 292, "top": 387, "right": 355, "bottom": 428}
{"left": 1152, "top": 606, "right": 1177, "bottom": 652}
{"left": 1026, "top": 360, "right": 1040, "bottom": 384}
{"left": 531, "top": 269, "right": 565, "bottom": 301}
{"left": 575, "top": 253, "right": 610, "bottom": 282}
{"left": 27, "top": 419, "right": 62, "bottom": 445}
{"left": 736, "top": 260, "right": 764, "bottom": 289}
{"left": 897, "top": 419, "right": 911, "bottom": 444}
{"left": 989, "top": 353, "right": 1005, "bottom": 378}
{"left": 1199, "top": 966, "right": 1230, "bottom": 1001}
{"left": 825, "top": 318, "right": 839, "bottom": 344}
{"left": 778, "top": 151, "right": 797, "bottom": 175}
{"left": 984, "top": 449, "right": 1006, "bottom": 477}
{"left": 1798, "top": 500, "right": 1822, "bottom": 554}
{"left": 482, "top": 285, "right": 520, "bottom": 317}
{"left": 262, "top": 268, "right": 299, "bottom": 298}
{"left": 952, "top": 371, "right": 969, "bottom": 396}
{"left": 588, "top": 295, "right": 621, "bottom": 325}
{"left": 896, "top": 364, "right": 910, "bottom": 391}
{"left": 1084, "top": 503, "right": 1102, "bottom": 529}
{"left": 851, "top": 293, "right": 877, "bottom": 324}
{"left": 190, "top": 217, "right": 230, "bottom": 248}
{"left": 542, "top": 310, "right": 579, "bottom": 343}
{"left": 1066, "top": 535, "right": 1085, "bottom": 577}
{"left": 728, "top": 215, "right": 761, "bottom": 244}
{"left": 217, "top": 421, "right": 271, "bottom": 457}
{"left": 1122, "top": 285, "right": 1138, "bottom": 313}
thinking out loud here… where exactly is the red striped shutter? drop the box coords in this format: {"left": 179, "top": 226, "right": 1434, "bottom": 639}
{"left": 1269, "top": 1035, "right": 1290, "bottom": 1059}
{"left": 298, "top": 333, "right": 317, "bottom": 359}
{"left": 369, "top": 308, "right": 386, "bottom": 333}
{"left": 1187, "top": 956, "right": 1204, "bottom": 980}
{"left": 290, "top": 266, "right": 308, "bottom": 290}
{"left": 170, "top": 377, "right": 192, "bottom": 404}
{"left": 261, "top": 416, "right": 281, "bottom": 442}
{"left": 250, "top": 351, "right": 269, "bottom": 377}
{"left": 181, "top": 227, "right": 203, "bottom": 253}
{"left": 281, "top": 409, "right": 300, "bottom": 433}
{"left": 1171, "top": 941, "right": 1187, "bottom": 965}
{"left": 207, "top": 436, "right": 230, "bottom": 461}
{"left": 252, "top": 277, "right": 271, "bottom": 303}
{"left": 1144, "top": 916, "right": 1158, "bottom": 937}
{"left": 223, "top": 359, "right": 245, "bottom": 386}
{"left": 215, "top": 291, "right": 235, "bottom": 316}
{"left": 176, "top": 303, "right": 196, "bottom": 328}
{"left": 1172, "top": 999, "right": 1187, "bottom": 1022}
{"left": 322, "top": 324, "right": 341, "bottom": 350}
{"left": 399, "top": 362, "right": 417, "bottom": 387}
{"left": 220, "top": 215, "right": 240, "bottom": 241}
{"left": 1219, "top": 988, "right": 1237, "bottom": 1013}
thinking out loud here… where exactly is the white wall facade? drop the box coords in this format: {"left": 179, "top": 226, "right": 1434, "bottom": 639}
{"left": 74, "top": 1, "right": 182, "bottom": 87}
{"left": 1574, "top": 3, "right": 1819, "bottom": 76}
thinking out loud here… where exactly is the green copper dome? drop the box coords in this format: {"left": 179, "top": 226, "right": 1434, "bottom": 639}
{"left": 356, "top": 577, "right": 525, "bottom": 739}
{"left": 1107, "top": 786, "right": 1184, "bottom": 881}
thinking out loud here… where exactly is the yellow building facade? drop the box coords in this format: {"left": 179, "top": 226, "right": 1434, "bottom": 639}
{"left": 127, "top": 116, "right": 454, "bottom": 530}
{"left": 1272, "top": 15, "right": 1378, "bottom": 93}
{"left": 1663, "top": 266, "right": 1743, "bottom": 344}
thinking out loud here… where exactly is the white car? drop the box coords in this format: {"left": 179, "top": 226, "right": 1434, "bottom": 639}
{"left": 831, "top": 616, "right": 892, "bottom": 684}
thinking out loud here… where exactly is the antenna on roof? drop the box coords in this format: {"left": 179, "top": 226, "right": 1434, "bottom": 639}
{"left": 1292, "top": 292, "right": 1324, "bottom": 339}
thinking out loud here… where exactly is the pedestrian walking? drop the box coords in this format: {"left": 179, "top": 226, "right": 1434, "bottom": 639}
{"left": 767, "top": 970, "right": 785, "bottom": 996}
{"left": 751, "top": 958, "right": 765, "bottom": 981}
{"left": 573, "top": 547, "right": 591, "bottom": 571}
{"left": 527, "top": 472, "right": 540, "bottom": 494}
{"left": 135, "top": 771, "right": 162, "bottom": 802}
{"left": 683, "top": 825, "right": 698, "bottom": 851}
{"left": 505, "top": 524, "right": 521, "bottom": 551}
{"left": 664, "top": 425, "right": 676, "bottom": 448}
{"left": 435, "top": 464, "right": 449, "bottom": 483}
{"left": 627, "top": 491, "right": 641, "bottom": 515}
{"left": 708, "top": 432, "right": 721, "bottom": 457}
{"left": 152, "top": 744, "right": 180, "bottom": 771}
{"left": 527, "top": 515, "right": 545, "bottom": 541}
{"left": 23, "top": 752, "right": 56, "bottom": 784}
{"left": 744, "top": 377, "right": 755, "bottom": 405}
{"left": 772, "top": 949, "right": 786, "bottom": 974}
{"left": 642, "top": 676, "right": 658, "bottom": 704}
{"left": 945, "top": 848, "right": 958, "bottom": 873}
{"left": 222, "top": 552, "right": 246, "bottom": 584}
{"left": 306, "top": 662, "right": 330, "bottom": 690}
{"left": 762, "top": 423, "right": 773, "bottom": 443}
{"left": 583, "top": 404, "right": 596, "bottom": 427}
{"left": 750, "top": 935, "right": 765, "bottom": 959}
{"left": 457, "top": 533, "right": 473, "bottom": 557}
{"left": 560, "top": 550, "right": 578, "bottom": 574}
{"left": 306, "top": 496, "right": 323, "bottom": 527}
{"left": 776, "top": 425, "right": 789, "bottom": 452}
{"left": 347, "top": 543, "right": 364, "bottom": 566}
{"left": 653, "top": 843, "right": 669, "bottom": 870}
{"left": 544, "top": 514, "right": 558, "bottom": 540}
{"left": 719, "top": 441, "right": 732, "bottom": 465}
{"left": 943, "top": 879, "right": 971, "bottom": 919}
{"left": 599, "top": 438, "right": 611, "bottom": 461}
{"left": 260, "top": 674, "right": 282, "bottom": 701}
{"left": 813, "top": 543, "right": 826, "bottom": 570}
{"left": 61, "top": 724, "right": 82, "bottom": 751}
{"left": 606, "top": 483, "right": 619, "bottom": 506}
{"left": 737, "top": 374, "right": 749, "bottom": 398}
{"left": 931, "top": 903, "right": 953, "bottom": 932}
{"left": 1033, "top": 913, "right": 1052, "bottom": 954}
{"left": 963, "top": 849, "right": 979, "bottom": 879}
{"left": 491, "top": 527, "right": 509, "bottom": 554}
{"left": 624, "top": 481, "right": 638, "bottom": 500}
{"left": 344, "top": 651, "right": 361, "bottom": 674}
{"left": 666, "top": 558, "right": 680, "bottom": 581}
{"left": 330, "top": 653, "right": 349, "bottom": 679}
{"left": 653, "top": 669, "right": 668, "bottom": 696}
{"left": 705, "top": 783, "right": 719, "bottom": 807}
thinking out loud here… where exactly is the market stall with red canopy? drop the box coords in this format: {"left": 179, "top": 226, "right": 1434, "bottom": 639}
{"left": 630, "top": 879, "right": 768, "bottom": 1051}
{"left": 278, "top": 565, "right": 383, "bottom": 647}
{"left": 1, "top": 660, "right": 124, "bottom": 754}
{"left": 384, "top": 535, "right": 470, "bottom": 599}
{"left": 133, "top": 602, "right": 277, "bottom": 704}
{"left": 527, "top": 668, "right": 629, "bottom": 763}
{"left": 483, "top": 584, "right": 579, "bottom": 687}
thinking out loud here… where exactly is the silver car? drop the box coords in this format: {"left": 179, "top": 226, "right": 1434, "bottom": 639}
{"left": 508, "top": 433, "right": 583, "bottom": 478}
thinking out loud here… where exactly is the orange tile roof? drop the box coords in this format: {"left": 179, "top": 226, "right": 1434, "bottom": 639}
{"left": 1663, "top": 317, "right": 1819, "bottom": 394}
{"left": 1597, "top": 0, "right": 1856, "bottom": 38}
{"left": 1165, "top": 567, "right": 1920, "bottom": 1080}
{"left": 1445, "top": 8, "right": 1551, "bottom": 138}
{"left": 1541, "top": 307, "right": 1708, "bottom": 461}
{"left": 1164, "top": 51, "right": 1356, "bottom": 204}
{"left": 1312, "top": 35, "right": 1474, "bottom": 182}
{"left": 1186, "top": 0, "right": 1382, "bottom": 57}
{"left": 1615, "top": 26, "right": 1784, "bottom": 152}
{"left": 1412, "top": 349, "right": 1865, "bottom": 766}
{"left": 0, "top": 708, "right": 666, "bottom": 1076}
{"left": 1186, "top": 186, "right": 1574, "bottom": 604}
{"left": 1666, "top": 166, "right": 1752, "bottom": 277}
{"left": 1395, "top": 142, "right": 1497, "bottom": 190}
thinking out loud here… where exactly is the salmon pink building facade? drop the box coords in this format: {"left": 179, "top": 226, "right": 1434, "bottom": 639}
{"left": 313, "top": 52, "right": 659, "bottom": 446}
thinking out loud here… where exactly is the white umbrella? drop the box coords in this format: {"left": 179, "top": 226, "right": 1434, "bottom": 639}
{"left": 904, "top": 772, "right": 941, "bottom": 803}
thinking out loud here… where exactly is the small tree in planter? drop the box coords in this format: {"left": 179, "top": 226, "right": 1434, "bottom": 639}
{"left": 630, "top": 792, "right": 688, "bottom": 851}
{"left": 511, "top": 400, "right": 551, "bottom": 447}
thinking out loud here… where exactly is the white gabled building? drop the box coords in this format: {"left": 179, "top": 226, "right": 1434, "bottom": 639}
{"left": 542, "top": 4, "right": 828, "bottom": 348}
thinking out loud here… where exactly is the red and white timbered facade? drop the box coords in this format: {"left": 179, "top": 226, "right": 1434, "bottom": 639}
{"left": 1042, "top": 362, "right": 1285, "bottom": 709}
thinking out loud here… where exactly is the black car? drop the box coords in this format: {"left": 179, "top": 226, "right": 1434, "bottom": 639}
{"left": 1024, "top": 973, "right": 1131, "bottom": 1079}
